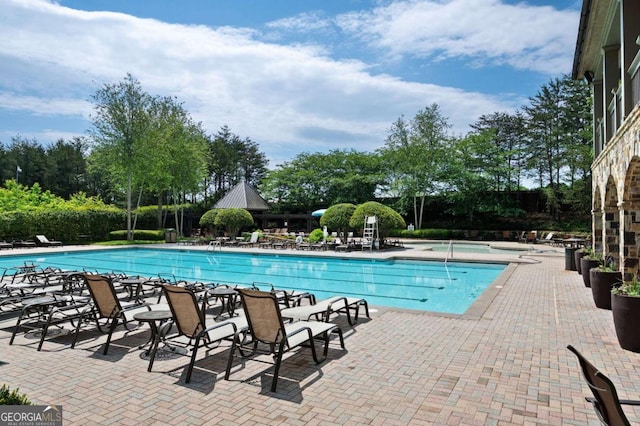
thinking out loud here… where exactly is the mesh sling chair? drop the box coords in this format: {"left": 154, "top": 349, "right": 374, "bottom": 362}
{"left": 567, "top": 345, "right": 640, "bottom": 425}
{"left": 225, "top": 288, "right": 346, "bottom": 392}
{"left": 158, "top": 284, "right": 247, "bottom": 382}
{"left": 72, "top": 274, "right": 151, "bottom": 355}
{"left": 280, "top": 295, "right": 370, "bottom": 326}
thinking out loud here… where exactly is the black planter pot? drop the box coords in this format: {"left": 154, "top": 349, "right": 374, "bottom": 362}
{"left": 612, "top": 292, "right": 640, "bottom": 352}
{"left": 575, "top": 250, "right": 587, "bottom": 275}
{"left": 589, "top": 269, "right": 622, "bottom": 309}
{"left": 580, "top": 258, "right": 601, "bottom": 287}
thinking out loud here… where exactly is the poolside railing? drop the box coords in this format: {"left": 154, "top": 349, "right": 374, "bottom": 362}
{"left": 444, "top": 240, "right": 453, "bottom": 263}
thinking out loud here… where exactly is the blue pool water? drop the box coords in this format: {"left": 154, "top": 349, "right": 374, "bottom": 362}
{"left": 0, "top": 248, "right": 506, "bottom": 314}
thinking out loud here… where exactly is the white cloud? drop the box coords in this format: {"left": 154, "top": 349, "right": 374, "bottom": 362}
{"left": 336, "top": 0, "right": 578, "bottom": 75}
{"left": 0, "top": 0, "right": 520, "bottom": 163}
{"left": 266, "top": 11, "right": 333, "bottom": 34}
{"left": 0, "top": 93, "right": 91, "bottom": 117}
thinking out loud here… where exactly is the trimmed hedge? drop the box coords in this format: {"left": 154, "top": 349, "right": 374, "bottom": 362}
{"left": 0, "top": 210, "right": 125, "bottom": 242}
{"left": 109, "top": 229, "right": 165, "bottom": 241}
{"left": 389, "top": 228, "right": 466, "bottom": 240}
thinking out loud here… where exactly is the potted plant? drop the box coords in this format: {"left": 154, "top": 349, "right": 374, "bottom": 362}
{"left": 580, "top": 249, "right": 603, "bottom": 288}
{"left": 589, "top": 257, "right": 622, "bottom": 309}
{"left": 574, "top": 248, "right": 588, "bottom": 275}
{"left": 612, "top": 275, "right": 640, "bottom": 352}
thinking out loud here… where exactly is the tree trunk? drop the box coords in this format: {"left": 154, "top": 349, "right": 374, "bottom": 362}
{"left": 127, "top": 174, "right": 132, "bottom": 241}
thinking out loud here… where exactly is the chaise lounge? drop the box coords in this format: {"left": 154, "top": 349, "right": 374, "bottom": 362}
{"left": 35, "top": 235, "right": 63, "bottom": 247}
{"left": 225, "top": 289, "right": 345, "bottom": 392}
{"left": 280, "top": 295, "right": 370, "bottom": 326}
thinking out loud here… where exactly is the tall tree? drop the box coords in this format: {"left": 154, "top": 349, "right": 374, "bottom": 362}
{"left": 205, "top": 126, "right": 268, "bottom": 203}
{"left": 469, "top": 112, "right": 527, "bottom": 191}
{"left": 3, "top": 137, "right": 48, "bottom": 187}
{"left": 379, "top": 104, "right": 452, "bottom": 228}
{"left": 89, "top": 74, "right": 153, "bottom": 240}
{"left": 259, "top": 149, "right": 384, "bottom": 212}
{"left": 523, "top": 75, "right": 592, "bottom": 219}
{"left": 45, "top": 137, "right": 88, "bottom": 199}
{"left": 148, "top": 96, "right": 209, "bottom": 235}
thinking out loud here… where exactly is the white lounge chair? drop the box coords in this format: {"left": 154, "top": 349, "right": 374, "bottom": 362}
{"left": 281, "top": 295, "right": 370, "bottom": 326}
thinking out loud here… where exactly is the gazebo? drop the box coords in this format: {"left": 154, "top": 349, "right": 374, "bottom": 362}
{"left": 213, "top": 182, "right": 270, "bottom": 211}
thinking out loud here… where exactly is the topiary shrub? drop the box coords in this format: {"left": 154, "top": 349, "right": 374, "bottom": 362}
{"left": 308, "top": 228, "right": 325, "bottom": 243}
{"left": 0, "top": 384, "right": 31, "bottom": 405}
{"left": 320, "top": 203, "right": 356, "bottom": 240}
{"left": 349, "top": 201, "right": 406, "bottom": 244}
{"left": 199, "top": 209, "right": 219, "bottom": 236}
{"left": 214, "top": 208, "right": 254, "bottom": 239}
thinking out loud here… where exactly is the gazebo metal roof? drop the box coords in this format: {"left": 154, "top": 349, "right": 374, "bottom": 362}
{"left": 213, "top": 181, "right": 270, "bottom": 211}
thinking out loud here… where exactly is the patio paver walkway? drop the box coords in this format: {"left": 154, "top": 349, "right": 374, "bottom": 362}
{"left": 1, "top": 246, "right": 639, "bottom": 425}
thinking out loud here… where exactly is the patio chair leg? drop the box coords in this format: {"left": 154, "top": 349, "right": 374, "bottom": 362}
{"left": 224, "top": 336, "right": 237, "bottom": 380}
{"left": 271, "top": 343, "right": 287, "bottom": 392}
{"left": 9, "top": 306, "right": 31, "bottom": 345}
{"left": 37, "top": 315, "right": 54, "bottom": 351}
{"left": 103, "top": 318, "right": 119, "bottom": 355}
{"left": 185, "top": 337, "right": 201, "bottom": 383}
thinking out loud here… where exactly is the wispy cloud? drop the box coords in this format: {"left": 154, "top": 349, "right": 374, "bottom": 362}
{"left": 335, "top": 0, "right": 577, "bottom": 74}
{"left": 0, "top": 0, "right": 529, "bottom": 161}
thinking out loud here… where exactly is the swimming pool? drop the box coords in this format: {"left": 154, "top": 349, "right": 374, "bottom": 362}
{"left": 419, "top": 241, "right": 531, "bottom": 255}
{"left": 0, "top": 248, "right": 506, "bottom": 314}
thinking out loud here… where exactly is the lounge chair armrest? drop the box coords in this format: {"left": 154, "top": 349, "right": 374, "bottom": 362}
{"left": 586, "top": 396, "right": 640, "bottom": 406}
{"left": 200, "top": 318, "right": 247, "bottom": 341}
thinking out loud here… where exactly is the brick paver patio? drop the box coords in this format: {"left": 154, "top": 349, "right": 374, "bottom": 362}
{"left": 1, "top": 244, "right": 639, "bottom": 425}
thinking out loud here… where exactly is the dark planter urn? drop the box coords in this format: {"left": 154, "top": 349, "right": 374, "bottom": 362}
{"left": 612, "top": 293, "right": 640, "bottom": 352}
{"left": 575, "top": 250, "right": 587, "bottom": 275}
{"left": 589, "top": 269, "right": 622, "bottom": 309}
{"left": 580, "top": 258, "right": 601, "bottom": 287}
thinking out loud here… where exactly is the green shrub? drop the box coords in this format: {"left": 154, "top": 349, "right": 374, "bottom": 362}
{"left": 0, "top": 384, "right": 31, "bottom": 405}
{"left": 320, "top": 203, "right": 356, "bottom": 239}
{"left": 389, "top": 228, "right": 466, "bottom": 239}
{"left": 109, "top": 229, "right": 165, "bottom": 241}
{"left": 214, "top": 208, "right": 254, "bottom": 239}
{"left": 308, "top": 228, "right": 325, "bottom": 243}
{"left": 349, "top": 201, "right": 406, "bottom": 242}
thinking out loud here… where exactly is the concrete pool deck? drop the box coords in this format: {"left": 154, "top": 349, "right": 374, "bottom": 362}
{"left": 1, "top": 242, "right": 637, "bottom": 424}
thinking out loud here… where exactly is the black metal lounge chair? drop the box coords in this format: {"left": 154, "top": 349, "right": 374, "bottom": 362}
{"left": 225, "top": 288, "right": 345, "bottom": 392}
{"left": 9, "top": 272, "right": 90, "bottom": 351}
{"left": 71, "top": 274, "right": 151, "bottom": 354}
{"left": 280, "top": 295, "right": 370, "bottom": 326}
{"left": 567, "top": 345, "right": 640, "bottom": 425}
{"left": 0, "top": 241, "right": 12, "bottom": 249}
{"left": 156, "top": 285, "right": 247, "bottom": 381}
{"left": 35, "top": 235, "right": 63, "bottom": 247}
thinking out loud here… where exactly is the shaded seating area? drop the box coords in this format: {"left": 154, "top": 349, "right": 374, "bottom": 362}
{"left": 567, "top": 345, "right": 640, "bottom": 425}
{"left": 225, "top": 288, "right": 345, "bottom": 392}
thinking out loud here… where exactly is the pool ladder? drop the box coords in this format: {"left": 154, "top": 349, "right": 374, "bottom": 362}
{"left": 444, "top": 240, "right": 453, "bottom": 264}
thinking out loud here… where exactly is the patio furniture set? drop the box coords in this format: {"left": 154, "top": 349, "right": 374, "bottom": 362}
{"left": 3, "top": 264, "right": 369, "bottom": 392}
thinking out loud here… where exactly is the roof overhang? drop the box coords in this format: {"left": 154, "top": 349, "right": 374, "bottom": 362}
{"left": 572, "top": 0, "right": 614, "bottom": 80}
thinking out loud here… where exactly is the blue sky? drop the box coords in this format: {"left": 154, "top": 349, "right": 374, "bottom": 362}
{"left": 0, "top": 0, "right": 582, "bottom": 167}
